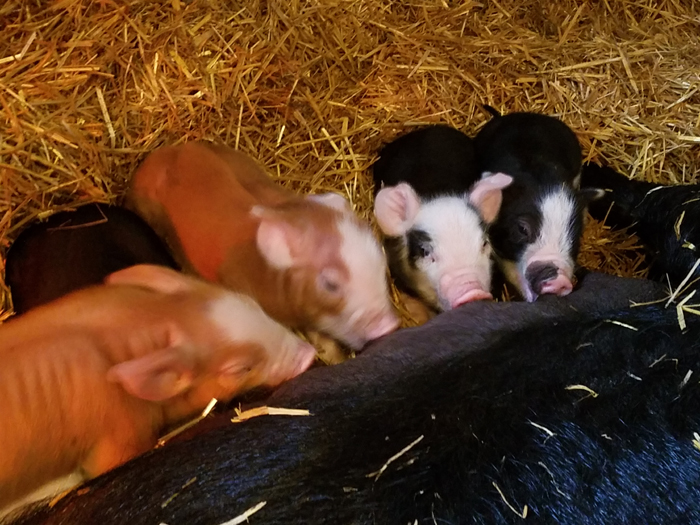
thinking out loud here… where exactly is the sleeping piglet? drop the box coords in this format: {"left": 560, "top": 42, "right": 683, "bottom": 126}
{"left": 127, "top": 142, "right": 399, "bottom": 351}
{"left": 0, "top": 264, "right": 315, "bottom": 510}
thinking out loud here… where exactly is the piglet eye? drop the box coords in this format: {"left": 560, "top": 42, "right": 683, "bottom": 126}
{"left": 419, "top": 244, "right": 432, "bottom": 258}
{"left": 318, "top": 269, "right": 342, "bottom": 294}
{"left": 482, "top": 238, "right": 490, "bottom": 252}
{"left": 516, "top": 218, "right": 533, "bottom": 241}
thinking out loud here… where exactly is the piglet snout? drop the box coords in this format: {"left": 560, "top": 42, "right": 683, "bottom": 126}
{"left": 526, "top": 262, "right": 573, "bottom": 299}
{"left": 450, "top": 286, "right": 493, "bottom": 307}
{"left": 440, "top": 273, "right": 492, "bottom": 308}
{"left": 293, "top": 341, "right": 317, "bottom": 376}
{"left": 364, "top": 312, "right": 400, "bottom": 341}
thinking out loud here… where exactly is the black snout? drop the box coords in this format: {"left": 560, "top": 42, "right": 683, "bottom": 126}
{"left": 526, "top": 262, "right": 558, "bottom": 295}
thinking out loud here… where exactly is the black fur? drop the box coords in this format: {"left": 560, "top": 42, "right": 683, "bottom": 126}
{"left": 373, "top": 124, "right": 479, "bottom": 198}
{"left": 582, "top": 162, "right": 700, "bottom": 286}
{"left": 474, "top": 111, "right": 588, "bottom": 294}
{"left": 406, "top": 228, "right": 432, "bottom": 264}
{"left": 475, "top": 112, "right": 583, "bottom": 262}
{"left": 5, "top": 204, "right": 178, "bottom": 315}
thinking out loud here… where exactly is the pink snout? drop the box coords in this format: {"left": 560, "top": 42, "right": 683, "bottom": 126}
{"left": 539, "top": 273, "right": 574, "bottom": 297}
{"left": 266, "top": 340, "right": 316, "bottom": 386}
{"left": 441, "top": 276, "right": 493, "bottom": 309}
{"left": 292, "top": 341, "right": 317, "bottom": 377}
{"left": 364, "top": 312, "right": 400, "bottom": 341}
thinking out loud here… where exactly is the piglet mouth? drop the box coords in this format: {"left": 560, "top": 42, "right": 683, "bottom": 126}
{"left": 451, "top": 288, "right": 493, "bottom": 307}
{"left": 442, "top": 281, "right": 493, "bottom": 309}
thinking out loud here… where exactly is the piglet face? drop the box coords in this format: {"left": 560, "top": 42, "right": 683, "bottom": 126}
{"left": 254, "top": 197, "right": 399, "bottom": 350}
{"left": 374, "top": 174, "right": 511, "bottom": 311}
{"left": 314, "top": 215, "right": 400, "bottom": 349}
{"left": 491, "top": 186, "right": 586, "bottom": 302}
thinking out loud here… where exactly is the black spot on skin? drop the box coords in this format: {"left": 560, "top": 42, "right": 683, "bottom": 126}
{"left": 407, "top": 229, "right": 433, "bottom": 265}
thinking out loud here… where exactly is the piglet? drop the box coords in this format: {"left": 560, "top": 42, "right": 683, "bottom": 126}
{"left": 0, "top": 264, "right": 315, "bottom": 511}
{"left": 127, "top": 142, "right": 398, "bottom": 351}
{"left": 5, "top": 204, "right": 178, "bottom": 315}
{"left": 372, "top": 125, "right": 512, "bottom": 313}
{"left": 475, "top": 107, "right": 602, "bottom": 302}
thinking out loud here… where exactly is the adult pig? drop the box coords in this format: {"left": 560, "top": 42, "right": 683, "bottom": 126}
{"left": 5, "top": 204, "right": 178, "bottom": 315}
{"left": 13, "top": 269, "right": 699, "bottom": 525}
{"left": 582, "top": 162, "right": 700, "bottom": 286}
{"left": 127, "top": 142, "right": 398, "bottom": 350}
{"left": 0, "top": 264, "right": 314, "bottom": 512}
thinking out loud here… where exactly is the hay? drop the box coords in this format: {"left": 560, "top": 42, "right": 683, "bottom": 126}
{"left": 1, "top": 0, "right": 699, "bottom": 320}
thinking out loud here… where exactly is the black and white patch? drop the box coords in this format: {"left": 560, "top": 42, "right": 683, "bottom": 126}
{"left": 475, "top": 109, "right": 601, "bottom": 301}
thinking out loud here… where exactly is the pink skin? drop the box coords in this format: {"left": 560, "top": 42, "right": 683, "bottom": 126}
{"left": 364, "top": 313, "right": 401, "bottom": 341}
{"left": 440, "top": 273, "right": 493, "bottom": 309}
{"left": 539, "top": 273, "right": 573, "bottom": 297}
{"left": 521, "top": 259, "right": 574, "bottom": 302}
{"left": 268, "top": 340, "right": 316, "bottom": 384}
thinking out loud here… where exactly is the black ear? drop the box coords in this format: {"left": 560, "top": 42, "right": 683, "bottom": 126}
{"left": 579, "top": 187, "right": 606, "bottom": 206}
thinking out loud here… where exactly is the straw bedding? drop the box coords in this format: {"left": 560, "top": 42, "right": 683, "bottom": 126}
{"left": 1, "top": 0, "right": 698, "bottom": 323}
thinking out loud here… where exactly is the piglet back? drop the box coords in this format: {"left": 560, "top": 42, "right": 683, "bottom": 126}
{"left": 373, "top": 125, "right": 479, "bottom": 198}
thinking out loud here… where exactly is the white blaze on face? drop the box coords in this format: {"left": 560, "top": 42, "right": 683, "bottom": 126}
{"left": 318, "top": 216, "right": 398, "bottom": 349}
{"left": 516, "top": 187, "right": 576, "bottom": 302}
{"left": 413, "top": 197, "right": 492, "bottom": 311}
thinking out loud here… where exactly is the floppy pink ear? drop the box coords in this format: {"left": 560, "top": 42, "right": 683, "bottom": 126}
{"left": 105, "top": 264, "right": 193, "bottom": 294}
{"left": 307, "top": 192, "right": 350, "bottom": 212}
{"left": 107, "top": 346, "right": 196, "bottom": 402}
{"left": 373, "top": 183, "right": 421, "bottom": 236}
{"left": 251, "top": 206, "right": 299, "bottom": 269}
{"left": 468, "top": 173, "right": 513, "bottom": 224}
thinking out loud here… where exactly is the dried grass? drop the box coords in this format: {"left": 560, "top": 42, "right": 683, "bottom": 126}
{"left": 1, "top": 0, "right": 699, "bottom": 319}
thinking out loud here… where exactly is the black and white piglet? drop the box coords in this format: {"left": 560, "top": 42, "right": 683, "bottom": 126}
{"left": 475, "top": 107, "right": 601, "bottom": 302}
{"left": 582, "top": 162, "right": 700, "bottom": 286}
{"left": 373, "top": 124, "right": 512, "bottom": 312}
{"left": 5, "top": 203, "right": 178, "bottom": 315}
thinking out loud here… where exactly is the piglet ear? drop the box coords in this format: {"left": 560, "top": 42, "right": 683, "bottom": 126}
{"left": 105, "top": 265, "right": 193, "bottom": 294}
{"left": 579, "top": 187, "right": 606, "bottom": 205}
{"left": 374, "top": 183, "right": 421, "bottom": 236}
{"left": 252, "top": 206, "right": 296, "bottom": 269}
{"left": 468, "top": 172, "right": 513, "bottom": 224}
{"left": 107, "top": 346, "right": 196, "bottom": 402}
{"left": 307, "top": 192, "right": 350, "bottom": 212}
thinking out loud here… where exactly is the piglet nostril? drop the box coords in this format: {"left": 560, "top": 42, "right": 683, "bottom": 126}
{"left": 525, "top": 262, "right": 559, "bottom": 295}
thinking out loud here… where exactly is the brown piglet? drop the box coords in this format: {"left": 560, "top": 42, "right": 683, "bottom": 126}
{"left": 0, "top": 264, "right": 315, "bottom": 510}
{"left": 127, "top": 142, "right": 399, "bottom": 351}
